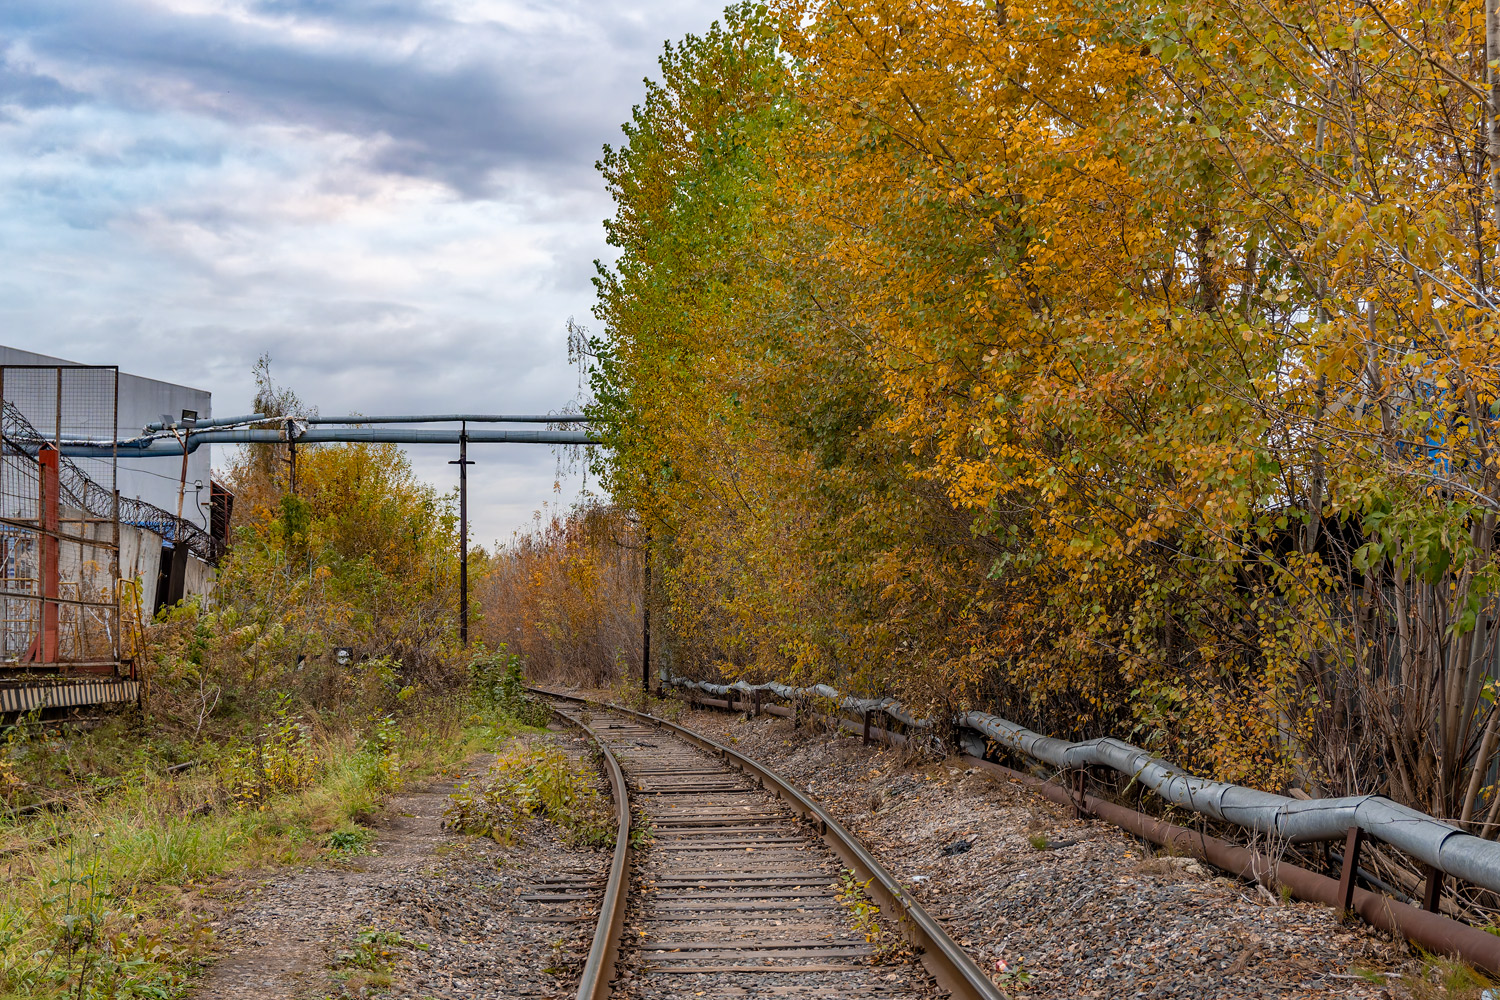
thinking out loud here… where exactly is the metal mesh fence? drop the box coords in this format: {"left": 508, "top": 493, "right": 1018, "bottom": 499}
{"left": 1, "top": 366, "right": 118, "bottom": 499}
{"left": 0, "top": 366, "right": 120, "bottom": 670}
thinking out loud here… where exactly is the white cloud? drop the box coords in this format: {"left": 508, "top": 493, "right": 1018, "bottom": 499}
{"left": 0, "top": 0, "right": 730, "bottom": 543}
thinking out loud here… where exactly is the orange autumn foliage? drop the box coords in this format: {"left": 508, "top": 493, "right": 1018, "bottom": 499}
{"left": 581, "top": 0, "right": 1500, "bottom": 828}
{"left": 474, "top": 505, "right": 645, "bottom": 687}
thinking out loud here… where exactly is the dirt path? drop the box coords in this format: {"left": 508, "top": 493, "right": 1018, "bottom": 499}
{"left": 192, "top": 761, "right": 483, "bottom": 999}
{"left": 194, "top": 726, "right": 608, "bottom": 999}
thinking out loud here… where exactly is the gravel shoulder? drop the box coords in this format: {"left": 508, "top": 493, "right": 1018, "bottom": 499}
{"left": 666, "top": 705, "right": 1426, "bottom": 999}
{"left": 192, "top": 725, "right": 609, "bottom": 1000}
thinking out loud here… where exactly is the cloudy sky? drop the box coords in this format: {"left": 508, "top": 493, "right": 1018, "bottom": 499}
{"left": 0, "top": 0, "right": 725, "bottom": 547}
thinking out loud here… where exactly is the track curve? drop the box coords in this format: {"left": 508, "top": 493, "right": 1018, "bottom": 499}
{"left": 535, "top": 688, "right": 1007, "bottom": 1000}
{"left": 542, "top": 701, "right": 632, "bottom": 1000}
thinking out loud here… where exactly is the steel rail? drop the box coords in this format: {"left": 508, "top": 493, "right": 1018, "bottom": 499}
{"left": 541, "top": 701, "right": 632, "bottom": 1000}
{"left": 530, "top": 687, "right": 1007, "bottom": 1000}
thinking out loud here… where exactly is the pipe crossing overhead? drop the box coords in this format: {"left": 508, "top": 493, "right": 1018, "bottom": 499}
{"left": 142, "top": 412, "right": 591, "bottom": 432}
{"left": 60, "top": 423, "right": 600, "bottom": 457}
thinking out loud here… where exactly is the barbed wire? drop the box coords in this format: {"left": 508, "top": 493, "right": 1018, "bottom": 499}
{"left": 1, "top": 400, "right": 221, "bottom": 562}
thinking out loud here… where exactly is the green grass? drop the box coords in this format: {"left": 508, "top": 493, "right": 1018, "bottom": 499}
{"left": 1378, "top": 953, "right": 1495, "bottom": 999}
{"left": 0, "top": 699, "right": 504, "bottom": 999}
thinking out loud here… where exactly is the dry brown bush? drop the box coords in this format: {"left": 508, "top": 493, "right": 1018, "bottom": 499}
{"left": 473, "top": 503, "right": 643, "bottom": 688}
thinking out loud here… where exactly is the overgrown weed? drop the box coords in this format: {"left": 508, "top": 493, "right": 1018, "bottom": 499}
{"left": 444, "top": 737, "right": 612, "bottom": 848}
{"left": 1399, "top": 954, "right": 1494, "bottom": 998}
{"left": 332, "top": 927, "right": 422, "bottom": 996}
{"left": 832, "top": 869, "right": 911, "bottom": 964}
{"left": 0, "top": 695, "right": 478, "bottom": 998}
{"left": 470, "top": 652, "right": 553, "bottom": 729}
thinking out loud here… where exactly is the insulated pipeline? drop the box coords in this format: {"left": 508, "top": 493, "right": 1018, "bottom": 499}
{"left": 665, "top": 675, "right": 1500, "bottom": 901}
{"left": 676, "top": 678, "right": 1500, "bottom": 975}
{"left": 141, "top": 412, "right": 590, "bottom": 432}
{"left": 965, "top": 755, "right": 1500, "bottom": 976}
{"left": 59, "top": 427, "right": 599, "bottom": 457}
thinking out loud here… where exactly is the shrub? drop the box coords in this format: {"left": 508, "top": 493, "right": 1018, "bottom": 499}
{"left": 444, "top": 740, "right": 612, "bottom": 848}
{"left": 221, "top": 706, "right": 319, "bottom": 809}
{"left": 470, "top": 651, "right": 553, "bottom": 728}
{"left": 357, "top": 714, "right": 403, "bottom": 791}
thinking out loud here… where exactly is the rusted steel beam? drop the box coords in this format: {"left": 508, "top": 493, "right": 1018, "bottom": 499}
{"left": 1423, "top": 864, "right": 1445, "bottom": 914}
{"left": 1337, "top": 826, "right": 1364, "bottom": 914}
{"left": 38, "top": 446, "right": 59, "bottom": 664}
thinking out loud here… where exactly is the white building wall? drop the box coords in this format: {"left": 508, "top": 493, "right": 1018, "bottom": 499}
{"left": 0, "top": 345, "right": 213, "bottom": 530}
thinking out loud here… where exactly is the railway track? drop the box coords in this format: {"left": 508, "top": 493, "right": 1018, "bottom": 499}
{"left": 533, "top": 689, "right": 1004, "bottom": 1000}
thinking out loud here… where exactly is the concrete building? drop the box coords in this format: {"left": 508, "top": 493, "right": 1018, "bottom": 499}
{"left": 0, "top": 345, "right": 213, "bottom": 530}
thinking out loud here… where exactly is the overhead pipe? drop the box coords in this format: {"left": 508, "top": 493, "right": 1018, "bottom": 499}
{"left": 141, "top": 412, "right": 589, "bottom": 432}
{"left": 665, "top": 675, "right": 1500, "bottom": 900}
{"left": 302, "top": 413, "right": 590, "bottom": 425}
{"left": 142, "top": 412, "right": 272, "bottom": 432}
{"left": 60, "top": 427, "right": 599, "bottom": 458}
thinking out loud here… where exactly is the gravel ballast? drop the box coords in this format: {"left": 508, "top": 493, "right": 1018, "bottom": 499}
{"left": 666, "top": 705, "right": 1429, "bottom": 999}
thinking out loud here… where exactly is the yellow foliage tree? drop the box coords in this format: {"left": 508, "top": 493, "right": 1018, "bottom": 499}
{"left": 588, "top": 0, "right": 1500, "bottom": 823}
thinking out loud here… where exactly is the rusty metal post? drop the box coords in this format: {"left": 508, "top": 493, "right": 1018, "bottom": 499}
{"left": 753, "top": 689, "right": 762, "bottom": 716}
{"left": 175, "top": 430, "right": 190, "bottom": 524}
{"left": 641, "top": 525, "right": 650, "bottom": 694}
{"left": 37, "top": 445, "right": 59, "bottom": 665}
{"left": 1423, "top": 864, "right": 1445, "bottom": 913}
{"left": 863, "top": 709, "right": 873, "bottom": 745}
{"left": 1337, "top": 825, "right": 1365, "bottom": 914}
{"left": 1071, "top": 768, "right": 1088, "bottom": 819}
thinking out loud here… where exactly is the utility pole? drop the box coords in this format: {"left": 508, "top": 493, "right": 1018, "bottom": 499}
{"left": 286, "top": 418, "right": 298, "bottom": 495}
{"left": 642, "top": 525, "right": 651, "bottom": 693}
{"left": 449, "top": 422, "right": 473, "bottom": 646}
{"left": 174, "top": 431, "right": 190, "bottom": 523}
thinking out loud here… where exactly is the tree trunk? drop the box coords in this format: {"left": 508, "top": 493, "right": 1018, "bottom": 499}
{"left": 1490, "top": 0, "right": 1500, "bottom": 235}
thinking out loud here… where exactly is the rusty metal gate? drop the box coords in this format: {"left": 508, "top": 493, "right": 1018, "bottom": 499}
{"left": 0, "top": 365, "right": 122, "bottom": 675}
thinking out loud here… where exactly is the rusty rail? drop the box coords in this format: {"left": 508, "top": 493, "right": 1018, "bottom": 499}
{"left": 541, "top": 701, "right": 632, "bottom": 1000}
{"left": 531, "top": 687, "right": 1007, "bottom": 1000}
